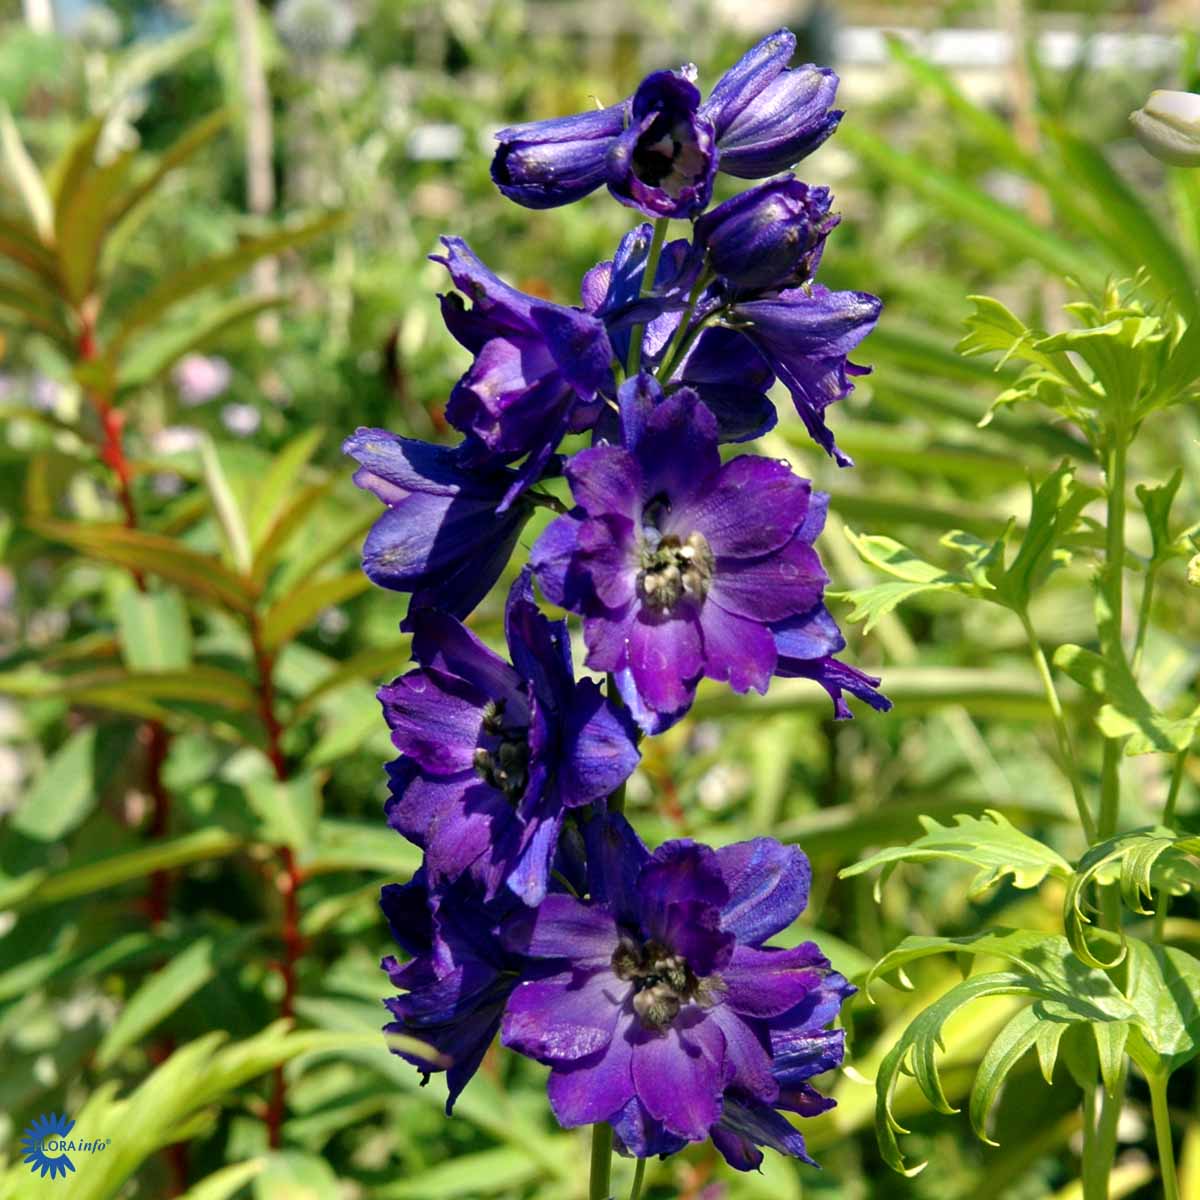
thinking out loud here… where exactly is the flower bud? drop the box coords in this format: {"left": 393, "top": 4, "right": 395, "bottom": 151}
{"left": 1130, "top": 90, "right": 1200, "bottom": 167}
{"left": 694, "top": 175, "right": 838, "bottom": 291}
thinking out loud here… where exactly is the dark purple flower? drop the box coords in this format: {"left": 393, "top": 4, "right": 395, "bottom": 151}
{"left": 380, "top": 867, "right": 529, "bottom": 1112}
{"left": 730, "top": 284, "right": 882, "bottom": 467}
{"left": 345, "top": 428, "right": 532, "bottom": 627}
{"left": 694, "top": 175, "right": 839, "bottom": 293}
{"left": 435, "top": 237, "right": 615, "bottom": 504}
{"left": 531, "top": 374, "right": 830, "bottom": 733}
{"left": 501, "top": 811, "right": 851, "bottom": 1159}
{"left": 380, "top": 572, "right": 640, "bottom": 906}
{"left": 701, "top": 29, "right": 843, "bottom": 179}
{"left": 492, "top": 103, "right": 629, "bottom": 210}
{"left": 606, "top": 70, "right": 718, "bottom": 219}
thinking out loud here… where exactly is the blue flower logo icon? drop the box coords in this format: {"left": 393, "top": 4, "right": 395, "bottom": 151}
{"left": 20, "top": 1113, "right": 76, "bottom": 1179}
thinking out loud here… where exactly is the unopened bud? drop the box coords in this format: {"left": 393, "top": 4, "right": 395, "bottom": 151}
{"left": 1131, "top": 91, "right": 1200, "bottom": 167}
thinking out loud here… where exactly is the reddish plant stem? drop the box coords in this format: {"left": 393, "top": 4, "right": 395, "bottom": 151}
{"left": 79, "top": 309, "right": 183, "bottom": 1184}
{"left": 250, "top": 613, "right": 304, "bottom": 1148}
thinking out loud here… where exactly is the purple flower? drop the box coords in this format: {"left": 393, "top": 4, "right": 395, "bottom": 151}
{"left": 345, "top": 428, "right": 533, "bottom": 627}
{"left": 380, "top": 572, "right": 640, "bottom": 906}
{"left": 694, "top": 175, "right": 839, "bottom": 293}
{"left": 501, "top": 812, "right": 851, "bottom": 1159}
{"left": 730, "top": 284, "right": 882, "bottom": 467}
{"left": 435, "top": 237, "right": 614, "bottom": 504}
{"left": 492, "top": 103, "right": 629, "bottom": 210}
{"left": 531, "top": 375, "right": 830, "bottom": 733}
{"left": 701, "top": 29, "right": 843, "bottom": 179}
{"left": 605, "top": 70, "right": 718, "bottom": 219}
{"left": 380, "top": 867, "right": 529, "bottom": 1112}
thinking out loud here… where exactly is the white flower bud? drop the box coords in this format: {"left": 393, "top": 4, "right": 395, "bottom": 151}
{"left": 1131, "top": 90, "right": 1200, "bottom": 167}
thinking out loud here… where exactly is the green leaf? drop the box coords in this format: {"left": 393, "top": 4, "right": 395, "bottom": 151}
{"left": 377, "top": 1148, "right": 545, "bottom": 1199}
{"left": 10, "top": 726, "right": 106, "bottom": 840}
{"left": 0, "top": 664, "right": 258, "bottom": 715}
{"left": 248, "top": 426, "right": 325, "bottom": 549}
{"left": 245, "top": 771, "right": 323, "bottom": 852}
{"left": 116, "top": 588, "right": 192, "bottom": 671}
{"left": 253, "top": 1152, "right": 340, "bottom": 1200}
{"left": 967, "top": 1005, "right": 1048, "bottom": 1144}
{"left": 1137, "top": 470, "right": 1185, "bottom": 565}
{"left": 55, "top": 146, "right": 136, "bottom": 303}
{"left": 107, "top": 212, "right": 345, "bottom": 354}
{"left": 1124, "top": 939, "right": 1200, "bottom": 1078}
{"left": 116, "top": 293, "right": 286, "bottom": 394}
{"left": 178, "top": 1161, "right": 268, "bottom": 1200}
{"left": 875, "top": 970, "right": 1040, "bottom": 1174}
{"left": 9, "top": 829, "right": 243, "bottom": 913}
{"left": 1054, "top": 641, "right": 1200, "bottom": 756}
{"left": 30, "top": 519, "right": 257, "bottom": 614}
{"left": 96, "top": 930, "right": 258, "bottom": 1068}
{"left": 0, "top": 103, "right": 52, "bottom": 240}
{"left": 299, "top": 818, "right": 421, "bottom": 877}
{"left": 0, "top": 272, "right": 72, "bottom": 343}
{"left": 0, "top": 213, "right": 59, "bottom": 284}
{"left": 199, "top": 436, "right": 253, "bottom": 574}
{"left": 1064, "top": 828, "right": 1200, "bottom": 968}
{"left": 48, "top": 115, "right": 104, "bottom": 245}
{"left": 259, "top": 571, "right": 370, "bottom": 651}
{"left": 999, "top": 462, "right": 1096, "bottom": 608}
{"left": 840, "top": 122, "right": 1101, "bottom": 286}
{"left": 840, "top": 810, "right": 1072, "bottom": 900}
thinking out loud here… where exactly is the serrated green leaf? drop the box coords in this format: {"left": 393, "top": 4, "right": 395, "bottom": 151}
{"left": 1064, "top": 828, "right": 1200, "bottom": 968}
{"left": 968, "top": 1005, "right": 1047, "bottom": 1144}
{"left": 116, "top": 588, "right": 192, "bottom": 671}
{"left": 840, "top": 810, "right": 1071, "bottom": 900}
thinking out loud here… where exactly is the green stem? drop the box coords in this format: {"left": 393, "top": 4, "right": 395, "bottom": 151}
{"left": 589, "top": 1123, "right": 613, "bottom": 1200}
{"left": 1154, "top": 752, "right": 1188, "bottom": 942}
{"left": 1099, "top": 434, "right": 1128, "bottom": 845}
{"left": 1018, "top": 608, "right": 1097, "bottom": 843}
{"left": 628, "top": 1157, "right": 646, "bottom": 1200}
{"left": 1082, "top": 1067, "right": 1125, "bottom": 1200}
{"left": 1131, "top": 562, "right": 1159, "bottom": 678}
{"left": 656, "top": 269, "right": 710, "bottom": 384}
{"left": 1150, "top": 1073, "right": 1181, "bottom": 1200}
{"left": 627, "top": 218, "right": 669, "bottom": 377}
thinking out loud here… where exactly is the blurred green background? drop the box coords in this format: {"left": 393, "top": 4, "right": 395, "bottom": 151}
{"left": 2, "top": 0, "right": 1199, "bottom": 1197}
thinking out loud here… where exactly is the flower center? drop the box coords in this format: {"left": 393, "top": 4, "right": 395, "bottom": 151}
{"left": 472, "top": 698, "right": 530, "bottom": 801}
{"left": 638, "top": 524, "right": 714, "bottom": 614}
{"left": 634, "top": 119, "right": 705, "bottom": 198}
{"left": 611, "top": 935, "right": 722, "bottom": 1032}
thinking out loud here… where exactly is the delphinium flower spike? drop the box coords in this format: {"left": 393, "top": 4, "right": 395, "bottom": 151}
{"left": 352, "top": 24, "right": 890, "bottom": 1184}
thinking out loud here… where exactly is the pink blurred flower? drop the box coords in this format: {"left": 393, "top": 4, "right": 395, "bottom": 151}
{"left": 173, "top": 355, "right": 232, "bottom": 406}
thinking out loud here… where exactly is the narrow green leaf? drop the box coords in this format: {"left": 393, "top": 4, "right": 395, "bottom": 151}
{"left": 11, "top": 829, "right": 243, "bottom": 913}
{"left": 0, "top": 103, "right": 52, "bottom": 240}
{"left": 246, "top": 771, "right": 323, "bottom": 852}
{"left": 107, "top": 212, "right": 345, "bottom": 354}
{"left": 967, "top": 1005, "right": 1045, "bottom": 1144}
{"left": 116, "top": 588, "right": 192, "bottom": 671}
{"left": 55, "top": 147, "right": 136, "bottom": 303}
{"left": 0, "top": 213, "right": 60, "bottom": 285}
{"left": 259, "top": 571, "right": 370, "bottom": 651}
{"left": 248, "top": 427, "right": 325, "bottom": 548}
{"left": 96, "top": 934, "right": 253, "bottom": 1068}
{"left": 252, "top": 1152, "right": 339, "bottom": 1200}
{"left": 48, "top": 115, "right": 104, "bottom": 238}
{"left": 30, "top": 519, "right": 257, "bottom": 614}
{"left": 199, "top": 436, "right": 253, "bottom": 574}
{"left": 178, "top": 1160, "right": 268, "bottom": 1200}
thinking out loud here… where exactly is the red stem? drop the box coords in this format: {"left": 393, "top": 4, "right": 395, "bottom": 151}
{"left": 250, "top": 614, "right": 303, "bottom": 1148}
{"left": 79, "top": 308, "right": 183, "bottom": 1184}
